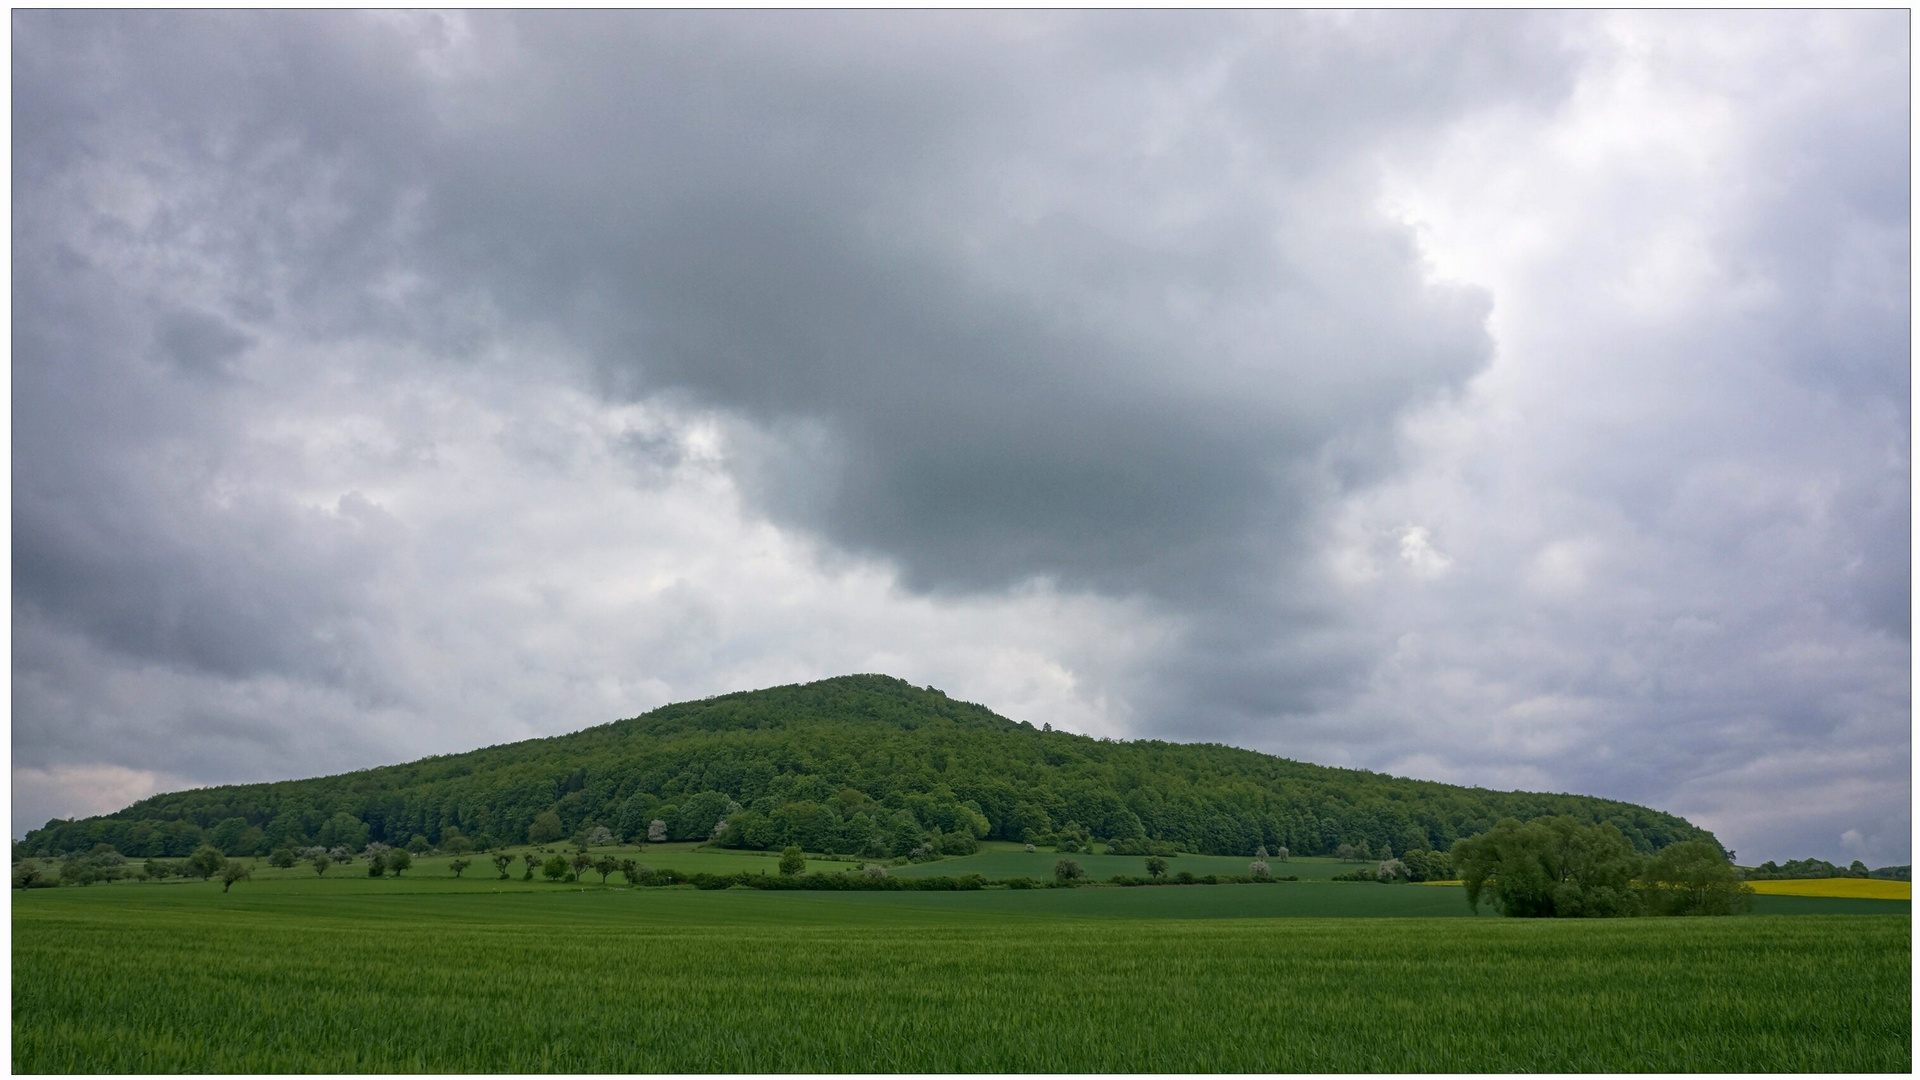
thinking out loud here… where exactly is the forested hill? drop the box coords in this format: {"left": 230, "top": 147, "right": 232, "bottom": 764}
{"left": 19, "top": 674, "right": 1722, "bottom": 860}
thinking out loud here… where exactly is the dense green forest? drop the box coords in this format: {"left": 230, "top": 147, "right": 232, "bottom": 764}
{"left": 18, "top": 675, "right": 1721, "bottom": 860}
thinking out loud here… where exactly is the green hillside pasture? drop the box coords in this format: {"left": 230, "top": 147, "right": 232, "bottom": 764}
{"left": 239, "top": 844, "right": 853, "bottom": 883}
{"left": 893, "top": 846, "right": 1356, "bottom": 881}
{"left": 15, "top": 883, "right": 1908, "bottom": 1072}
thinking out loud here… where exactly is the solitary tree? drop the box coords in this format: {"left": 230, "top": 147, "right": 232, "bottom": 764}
{"left": 542, "top": 854, "right": 570, "bottom": 881}
{"left": 1144, "top": 856, "right": 1169, "bottom": 879}
{"left": 1054, "top": 858, "right": 1085, "bottom": 882}
{"left": 492, "top": 852, "right": 514, "bottom": 879}
{"left": 648, "top": 819, "right": 669, "bottom": 844}
{"left": 268, "top": 848, "right": 297, "bottom": 869}
{"left": 1250, "top": 859, "right": 1272, "bottom": 879}
{"left": 187, "top": 845, "right": 227, "bottom": 880}
{"left": 221, "top": 861, "right": 251, "bottom": 893}
{"left": 779, "top": 846, "right": 806, "bottom": 876}
{"left": 1274, "top": 846, "right": 1290, "bottom": 862}
{"left": 387, "top": 849, "right": 413, "bottom": 876}
{"left": 449, "top": 857, "right": 472, "bottom": 878}
{"left": 312, "top": 854, "right": 332, "bottom": 876}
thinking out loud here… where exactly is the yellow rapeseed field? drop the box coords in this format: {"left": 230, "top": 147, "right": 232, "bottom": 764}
{"left": 1747, "top": 878, "right": 1910, "bottom": 900}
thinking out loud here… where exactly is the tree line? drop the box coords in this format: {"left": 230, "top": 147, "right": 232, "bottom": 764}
{"left": 18, "top": 675, "right": 1723, "bottom": 864}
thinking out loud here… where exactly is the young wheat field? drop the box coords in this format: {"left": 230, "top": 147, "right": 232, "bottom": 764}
{"left": 13, "top": 873, "right": 1909, "bottom": 1073}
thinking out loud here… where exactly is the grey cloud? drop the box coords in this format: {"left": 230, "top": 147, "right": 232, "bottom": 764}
{"left": 11, "top": 11, "right": 1907, "bottom": 864}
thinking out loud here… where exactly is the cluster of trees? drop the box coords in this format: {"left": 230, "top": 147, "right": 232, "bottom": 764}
{"left": 18, "top": 676, "right": 1725, "bottom": 867}
{"left": 1742, "top": 857, "right": 1908, "bottom": 881}
{"left": 1453, "top": 817, "right": 1753, "bottom": 917}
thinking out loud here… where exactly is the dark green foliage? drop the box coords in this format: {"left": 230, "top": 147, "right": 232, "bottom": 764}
{"left": 1643, "top": 841, "right": 1754, "bottom": 916}
{"left": 219, "top": 862, "right": 251, "bottom": 893}
{"left": 186, "top": 846, "right": 226, "bottom": 880}
{"left": 779, "top": 846, "right": 806, "bottom": 876}
{"left": 267, "top": 848, "right": 296, "bottom": 869}
{"left": 1054, "top": 858, "right": 1085, "bottom": 882}
{"left": 387, "top": 849, "right": 413, "bottom": 876}
{"left": 311, "top": 854, "right": 331, "bottom": 877}
{"left": 1144, "top": 856, "right": 1168, "bottom": 878}
{"left": 527, "top": 812, "right": 564, "bottom": 845}
{"left": 17, "top": 676, "right": 1722, "bottom": 866}
{"left": 1400, "top": 848, "right": 1452, "bottom": 882}
{"left": 448, "top": 858, "right": 471, "bottom": 878}
{"left": 541, "top": 855, "right": 568, "bottom": 881}
{"left": 1744, "top": 856, "right": 1908, "bottom": 881}
{"left": 367, "top": 853, "right": 387, "bottom": 877}
{"left": 491, "top": 852, "right": 514, "bottom": 879}
{"left": 57, "top": 846, "right": 127, "bottom": 886}
{"left": 1453, "top": 817, "right": 1644, "bottom": 917}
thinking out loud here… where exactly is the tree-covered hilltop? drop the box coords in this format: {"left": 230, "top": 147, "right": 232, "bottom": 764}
{"left": 18, "top": 674, "right": 1722, "bottom": 860}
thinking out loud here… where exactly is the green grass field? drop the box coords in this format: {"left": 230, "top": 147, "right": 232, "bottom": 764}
{"left": 14, "top": 869, "right": 1910, "bottom": 1073}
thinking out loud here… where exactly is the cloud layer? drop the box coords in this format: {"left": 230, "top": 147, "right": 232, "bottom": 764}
{"left": 12, "top": 11, "right": 1908, "bottom": 865}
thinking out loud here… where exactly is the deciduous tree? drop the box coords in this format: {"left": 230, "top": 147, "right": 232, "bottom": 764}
{"left": 187, "top": 845, "right": 226, "bottom": 880}
{"left": 220, "top": 861, "right": 251, "bottom": 893}
{"left": 528, "top": 812, "right": 564, "bottom": 845}
{"left": 1640, "top": 840, "right": 1753, "bottom": 916}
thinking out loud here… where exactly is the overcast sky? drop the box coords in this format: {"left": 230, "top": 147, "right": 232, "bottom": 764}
{"left": 12, "top": 10, "right": 1909, "bottom": 865}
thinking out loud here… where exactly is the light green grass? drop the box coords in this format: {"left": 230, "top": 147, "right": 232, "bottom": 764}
{"left": 14, "top": 879, "right": 1909, "bottom": 1072}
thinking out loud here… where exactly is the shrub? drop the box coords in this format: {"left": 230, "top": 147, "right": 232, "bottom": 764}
{"left": 312, "top": 854, "right": 332, "bottom": 876}
{"left": 1144, "top": 856, "right": 1169, "bottom": 879}
{"left": 1053, "top": 858, "right": 1085, "bottom": 882}
{"left": 268, "top": 848, "right": 297, "bottom": 869}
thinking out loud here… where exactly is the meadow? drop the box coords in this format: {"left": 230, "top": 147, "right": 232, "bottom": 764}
{"left": 14, "top": 863, "right": 1909, "bottom": 1073}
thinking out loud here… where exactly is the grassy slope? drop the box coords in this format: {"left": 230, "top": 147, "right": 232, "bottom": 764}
{"left": 15, "top": 878, "right": 1910, "bottom": 1072}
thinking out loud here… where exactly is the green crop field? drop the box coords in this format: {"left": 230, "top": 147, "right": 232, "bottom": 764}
{"left": 14, "top": 871, "right": 1909, "bottom": 1073}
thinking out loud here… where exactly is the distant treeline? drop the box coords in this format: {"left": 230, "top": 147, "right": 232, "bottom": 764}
{"left": 1744, "top": 858, "right": 1909, "bottom": 881}
{"left": 19, "top": 675, "right": 1722, "bottom": 861}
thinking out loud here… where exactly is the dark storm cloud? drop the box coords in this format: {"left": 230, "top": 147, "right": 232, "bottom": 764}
{"left": 11, "top": 11, "right": 1907, "bottom": 864}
